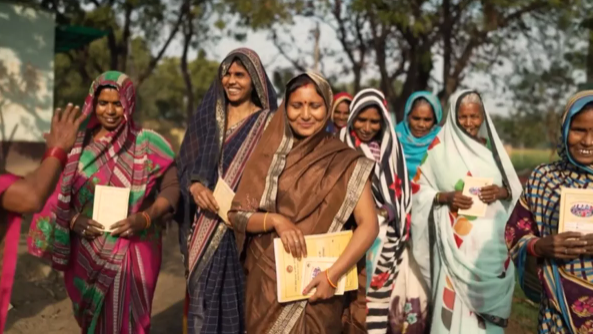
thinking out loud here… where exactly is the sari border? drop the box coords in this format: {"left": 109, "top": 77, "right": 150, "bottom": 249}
{"left": 260, "top": 129, "right": 293, "bottom": 212}
{"left": 233, "top": 211, "right": 253, "bottom": 234}
{"left": 329, "top": 157, "right": 374, "bottom": 232}
{"left": 267, "top": 301, "right": 306, "bottom": 334}
{"left": 267, "top": 157, "right": 373, "bottom": 333}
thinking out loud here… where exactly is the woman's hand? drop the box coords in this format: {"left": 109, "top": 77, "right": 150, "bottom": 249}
{"left": 111, "top": 213, "right": 149, "bottom": 238}
{"left": 534, "top": 232, "right": 587, "bottom": 259}
{"left": 443, "top": 191, "right": 473, "bottom": 211}
{"left": 302, "top": 270, "right": 337, "bottom": 303}
{"left": 45, "top": 104, "right": 84, "bottom": 151}
{"left": 479, "top": 185, "right": 508, "bottom": 204}
{"left": 577, "top": 233, "right": 593, "bottom": 256}
{"left": 190, "top": 182, "right": 219, "bottom": 213}
{"left": 272, "top": 214, "right": 307, "bottom": 259}
{"left": 72, "top": 215, "right": 104, "bottom": 240}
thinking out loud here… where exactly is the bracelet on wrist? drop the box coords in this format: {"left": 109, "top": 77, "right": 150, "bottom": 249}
{"left": 141, "top": 212, "right": 152, "bottom": 230}
{"left": 325, "top": 270, "right": 338, "bottom": 289}
{"left": 70, "top": 213, "right": 80, "bottom": 229}
{"left": 527, "top": 238, "right": 540, "bottom": 257}
{"left": 43, "top": 147, "right": 68, "bottom": 169}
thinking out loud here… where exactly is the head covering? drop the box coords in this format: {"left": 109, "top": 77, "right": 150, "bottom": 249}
{"left": 330, "top": 92, "right": 353, "bottom": 122}
{"left": 326, "top": 92, "right": 353, "bottom": 134}
{"left": 28, "top": 71, "right": 175, "bottom": 268}
{"left": 176, "top": 48, "right": 278, "bottom": 193}
{"left": 395, "top": 91, "right": 443, "bottom": 179}
{"left": 411, "top": 90, "right": 521, "bottom": 328}
{"left": 517, "top": 90, "right": 593, "bottom": 330}
{"left": 339, "top": 88, "right": 412, "bottom": 330}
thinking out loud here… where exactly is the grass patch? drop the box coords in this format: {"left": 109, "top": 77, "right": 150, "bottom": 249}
{"left": 510, "top": 281, "right": 539, "bottom": 332}
{"left": 509, "top": 149, "right": 557, "bottom": 173}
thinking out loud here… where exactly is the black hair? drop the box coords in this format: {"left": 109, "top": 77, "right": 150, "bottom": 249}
{"left": 93, "top": 84, "right": 118, "bottom": 105}
{"left": 286, "top": 75, "right": 325, "bottom": 105}
{"left": 583, "top": 102, "right": 593, "bottom": 111}
{"left": 227, "top": 57, "right": 263, "bottom": 108}
{"left": 409, "top": 97, "right": 436, "bottom": 120}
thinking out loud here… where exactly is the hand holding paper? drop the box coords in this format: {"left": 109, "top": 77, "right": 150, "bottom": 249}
{"left": 212, "top": 178, "right": 235, "bottom": 226}
{"left": 458, "top": 177, "right": 493, "bottom": 217}
{"left": 92, "top": 185, "right": 130, "bottom": 231}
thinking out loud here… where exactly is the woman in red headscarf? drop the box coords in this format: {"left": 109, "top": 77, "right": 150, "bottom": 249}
{"left": 0, "top": 105, "right": 84, "bottom": 333}
{"left": 326, "top": 92, "right": 353, "bottom": 135}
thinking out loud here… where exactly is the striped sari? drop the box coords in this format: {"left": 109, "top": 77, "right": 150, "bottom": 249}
{"left": 28, "top": 71, "right": 175, "bottom": 333}
{"left": 176, "top": 48, "right": 277, "bottom": 334}
{"left": 506, "top": 90, "right": 593, "bottom": 333}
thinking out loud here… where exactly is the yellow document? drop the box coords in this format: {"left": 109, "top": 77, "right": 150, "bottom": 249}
{"left": 92, "top": 185, "right": 130, "bottom": 231}
{"left": 559, "top": 188, "right": 593, "bottom": 234}
{"left": 301, "top": 257, "right": 346, "bottom": 297}
{"left": 458, "top": 176, "right": 493, "bottom": 217}
{"left": 212, "top": 177, "right": 235, "bottom": 226}
{"left": 274, "top": 230, "right": 358, "bottom": 303}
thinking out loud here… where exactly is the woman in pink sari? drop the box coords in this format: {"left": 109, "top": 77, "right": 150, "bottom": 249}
{"left": 0, "top": 105, "right": 84, "bottom": 333}
{"left": 28, "top": 71, "right": 179, "bottom": 333}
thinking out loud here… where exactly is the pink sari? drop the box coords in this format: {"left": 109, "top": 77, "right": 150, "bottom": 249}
{"left": 28, "top": 72, "right": 175, "bottom": 333}
{"left": 0, "top": 174, "right": 22, "bottom": 334}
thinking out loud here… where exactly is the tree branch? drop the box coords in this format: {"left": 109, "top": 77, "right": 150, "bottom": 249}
{"left": 270, "top": 29, "right": 307, "bottom": 72}
{"left": 136, "top": 2, "right": 187, "bottom": 87}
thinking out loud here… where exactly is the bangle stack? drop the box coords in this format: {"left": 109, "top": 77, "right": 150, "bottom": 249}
{"left": 43, "top": 147, "right": 68, "bottom": 169}
{"left": 141, "top": 212, "right": 152, "bottom": 230}
{"left": 527, "top": 238, "right": 540, "bottom": 257}
{"left": 325, "top": 270, "right": 338, "bottom": 289}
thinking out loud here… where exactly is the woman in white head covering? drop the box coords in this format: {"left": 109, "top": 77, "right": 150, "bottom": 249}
{"left": 411, "top": 90, "right": 521, "bottom": 333}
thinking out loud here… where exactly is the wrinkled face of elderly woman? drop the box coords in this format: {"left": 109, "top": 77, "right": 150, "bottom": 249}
{"left": 457, "top": 94, "right": 484, "bottom": 138}
{"left": 286, "top": 78, "right": 328, "bottom": 138}
{"left": 568, "top": 104, "right": 593, "bottom": 166}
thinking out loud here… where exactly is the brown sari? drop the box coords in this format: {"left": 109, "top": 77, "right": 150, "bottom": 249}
{"left": 230, "top": 72, "right": 374, "bottom": 334}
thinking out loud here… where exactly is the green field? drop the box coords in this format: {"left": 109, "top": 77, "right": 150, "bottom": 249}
{"left": 509, "top": 148, "right": 556, "bottom": 173}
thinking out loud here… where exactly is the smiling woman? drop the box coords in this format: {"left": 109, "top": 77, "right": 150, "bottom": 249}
{"left": 229, "top": 72, "right": 379, "bottom": 333}
{"left": 28, "top": 71, "right": 179, "bottom": 334}
{"left": 94, "top": 87, "right": 124, "bottom": 133}
{"left": 567, "top": 103, "right": 593, "bottom": 165}
{"left": 505, "top": 91, "right": 593, "bottom": 333}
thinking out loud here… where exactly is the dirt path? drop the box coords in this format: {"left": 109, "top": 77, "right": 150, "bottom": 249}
{"left": 5, "top": 223, "right": 185, "bottom": 334}
{"left": 5, "top": 222, "right": 534, "bottom": 333}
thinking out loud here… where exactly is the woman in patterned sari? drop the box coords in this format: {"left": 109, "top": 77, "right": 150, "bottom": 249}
{"left": 176, "top": 48, "right": 277, "bottom": 334}
{"left": 339, "top": 88, "right": 426, "bottom": 333}
{"left": 412, "top": 90, "right": 521, "bottom": 333}
{"left": 28, "top": 71, "right": 178, "bottom": 333}
{"left": 229, "top": 72, "right": 379, "bottom": 333}
{"left": 506, "top": 90, "right": 593, "bottom": 333}
{"left": 0, "top": 105, "right": 84, "bottom": 333}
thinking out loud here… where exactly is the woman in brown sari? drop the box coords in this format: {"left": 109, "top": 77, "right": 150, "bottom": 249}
{"left": 229, "top": 72, "right": 379, "bottom": 333}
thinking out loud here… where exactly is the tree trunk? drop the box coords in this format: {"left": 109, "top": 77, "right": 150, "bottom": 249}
{"left": 587, "top": 24, "right": 593, "bottom": 83}
{"left": 392, "top": 44, "right": 433, "bottom": 122}
{"left": 181, "top": 3, "right": 194, "bottom": 123}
